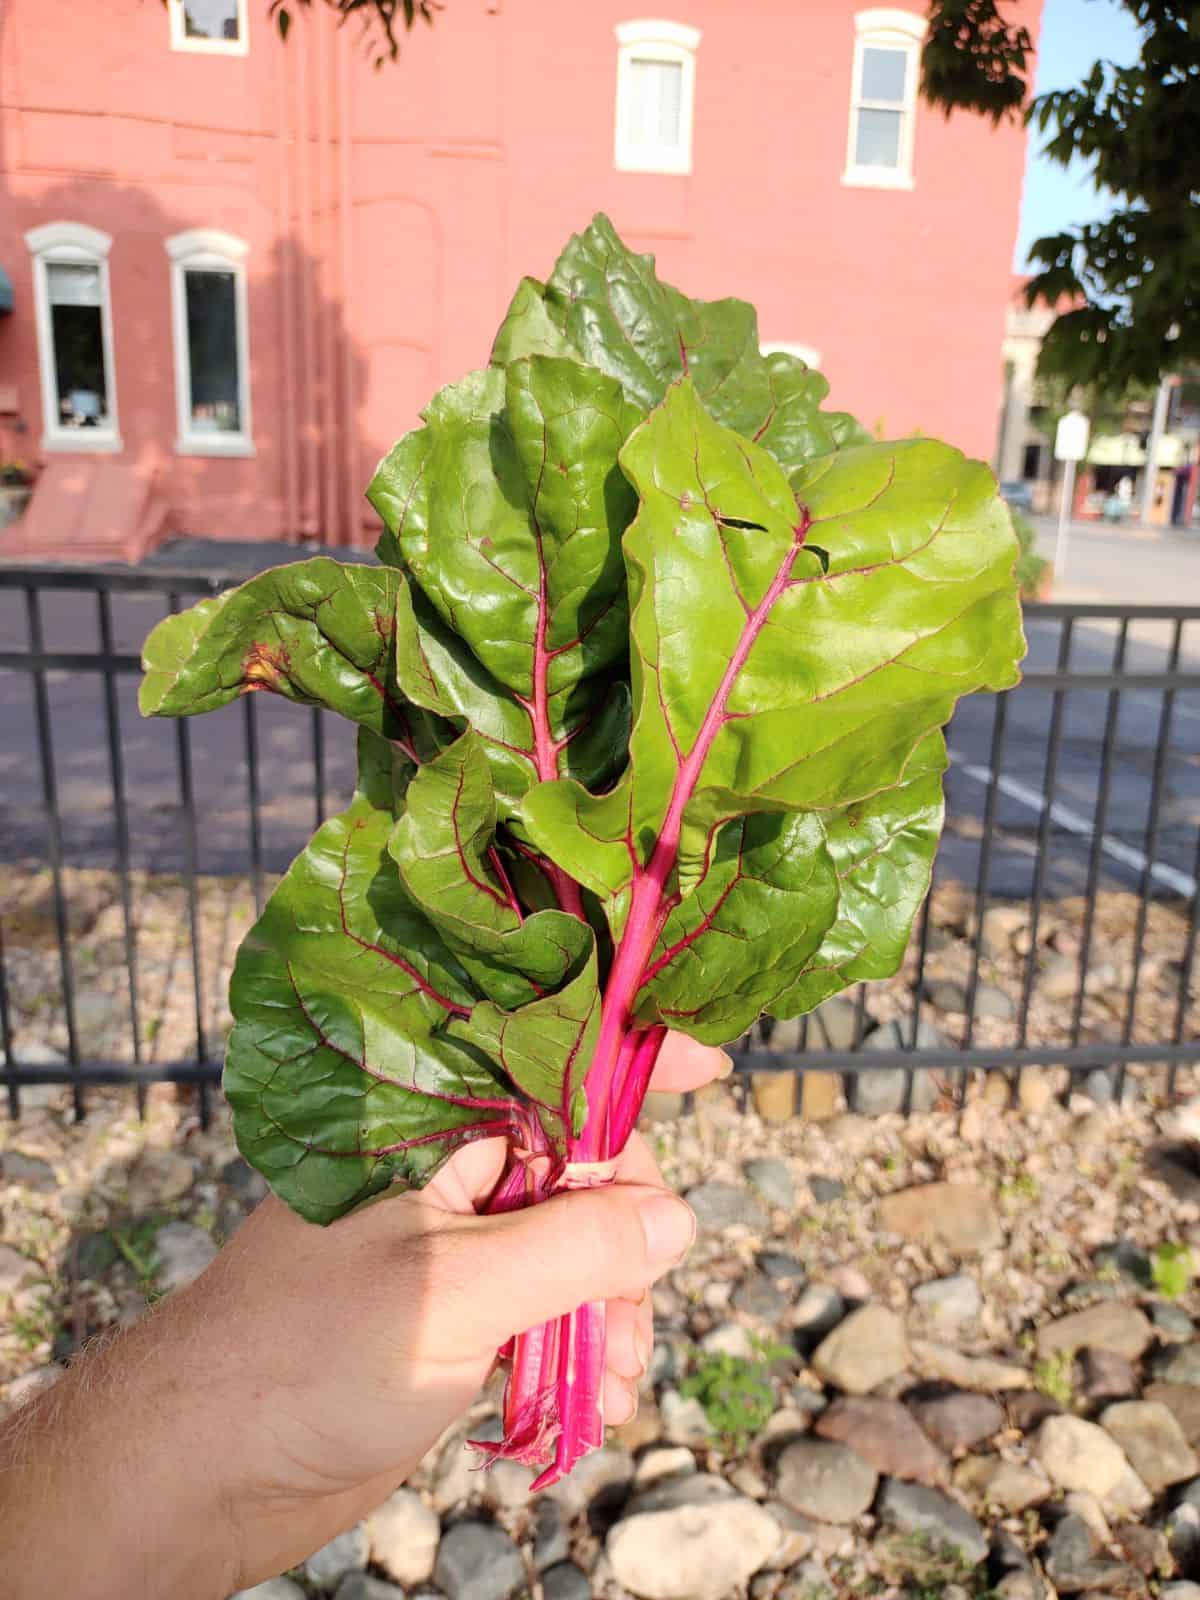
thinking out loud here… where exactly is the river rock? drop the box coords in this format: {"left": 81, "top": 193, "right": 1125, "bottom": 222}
{"left": 434, "top": 1522, "right": 524, "bottom": 1600}
{"left": 1036, "top": 1303, "right": 1153, "bottom": 1362}
{"left": 809, "top": 1177, "right": 846, "bottom": 1206}
{"left": 231, "top": 1582, "right": 307, "bottom": 1600}
{"left": 953, "top": 1455, "right": 1050, "bottom": 1513}
{"left": 661, "top": 1391, "right": 717, "bottom": 1448}
{"left": 542, "top": 1563, "right": 590, "bottom": 1600}
{"left": 153, "top": 1221, "right": 218, "bottom": 1293}
{"left": 304, "top": 1525, "right": 370, "bottom": 1588}
{"left": 734, "top": 1275, "right": 789, "bottom": 1321}
{"left": 367, "top": 1489, "right": 440, "bottom": 1585}
{"left": 1034, "top": 1416, "right": 1129, "bottom": 1497}
{"left": 634, "top": 1447, "right": 697, "bottom": 1489}
{"left": 758, "top": 1251, "right": 807, "bottom": 1283}
{"left": 1155, "top": 1344, "right": 1200, "bottom": 1387}
{"left": 1101, "top": 1401, "right": 1199, "bottom": 1491}
{"left": 626, "top": 1473, "right": 735, "bottom": 1517}
{"left": 127, "top": 1149, "right": 195, "bottom": 1209}
{"left": 910, "top": 1275, "right": 982, "bottom": 1327}
{"left": 685, "top": 1182, "right": 768, "bottom": 1232}
{"left": 814, "top": 1396, "right": 946, "bottom": 1485}
{"left": 335, "top": 1579, "right": 406, "bottom": 1600}
{"left": 877, "top": 1183, "right": 1002, "bottom": 1255}
{"left": 875, "top": 1479, "right": 988, "bottom": 1564}
{"left": 745, "top": 1159, "right": 795, "bottom": 1211}
{"left": 791, "top": 1285, "right": 844, "bottom": 1345}
{"left": 1145, "top": 1383, "right": 1200, "bottom": 1447}
{"left": 775, "top": 1439, "right": 878, "bottom": 1523}
{"left": 909, "top": 1339, "right": 1031, "bottom": 1391}
{"left": 906, "top": 1389, "right": 1004, "bottom": 1453}
{"left": 0, "top": 1151, "right": 56, "bottom": 1192}
{"left": 544, "top": 1443, "right": 634, "bottom": 1518}
{"left": 0, "top": 1245, "right": 38, "bottom": 1296}
{"left": 531, "top": 1496, "right": 570, "bottom": 1571}
{"left": 1154, "top": 1304, "right": 1196, "bottom": 1342}
{"left": 809, "top": 1304, "right": 908, "bottom": 1395}
{"left": 607, "top": 1496, "right": 782, "bottom": 1600}
{"left": 1044, "top": 1513, "right": 1142, "bottom": 1594}
{"left": 1079, "top": 1348, "right": 1139, "bottom": 1401}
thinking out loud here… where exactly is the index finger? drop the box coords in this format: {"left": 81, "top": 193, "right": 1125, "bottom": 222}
{"left": 649, "top": 1031, "right": 733, "bottom": 1092}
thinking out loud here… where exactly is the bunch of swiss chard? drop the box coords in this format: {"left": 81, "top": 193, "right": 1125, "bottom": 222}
{"left": 139, "top": 214, "right": 1024, "bottom": 1487}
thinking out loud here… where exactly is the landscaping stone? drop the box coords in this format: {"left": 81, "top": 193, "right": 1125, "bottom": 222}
{"left": 758, "top": 1251, "right": 807, "bottom": 1283}
{"left": 775, "top": 1438, "right": 878, "bottom": 1523}
{"left": 791, "top": 1285, "right": 845, "bottom": 1346}
{"left": 544, "top": 1444, "right": 633, "bottom": 1518}
{"left": 809, "top": 1176, "right": 845, "bottom": 1206}
{"left": 685, "top": 1182, "right": 768, "bottom": 1232}
{"left": 877, "top": 1182, "right": 1003, "bottom": 1255}
{"left": 909, "top": 1340, "right": 1031, "bottom": 1391}
{"left": 367, "top": 1488, "right": 440, "bottom": 1585}
{"left": 1155, "top": 1344, "right": 1200, "bottom": 1387}
{"left": 809, "top": 1304, "right": 909, "bottom": 1395}
{"left": 607, "top": 1497, "right": 782, "bottom": 1600}
{"left": 700, "top": 1322, "right": 754, "bottom": 1359}
{"left": 633, "top": 1446, "right": 696, "bottom": 1489}
{"left": 0, "top": 1244, "right": 38, "bottom": 1295}
{"left": 906, "top": 1388, "right": 1004, "bottom": 1453}
{"left": 1094, "top": 1240, "right": 1153, "bottom": 1287}
{"left": 1079, "top": 1348, "right": 1140, "bottom": 1402}
{"left": 952, "top": 1455, "right": 1049, "bottom": 1512}
{"left": 1034, "top": 1416, "right": 1130, "bottom": 1497}
{"left": 807, "top": 997, "right": 860, "bottom": 1049}
{"left": 304, "top": 1525, "right": 370, "bottom": 1589}
{"left": 750, "top": 1073, "right": 797, "bottom": 1125}
{"left": 1154, "top": 1304, "right": 1196, "bottom": 1341}
{"left": 127, "top": 1148, "right": 194, "bottom": 1209}
{"left": 542, "top": 1562, "right": 591, "bottom": 1600}
{"left": 910, "top": 1274, "right": 982, "bottom": 1327}
{"left": 434, "top": 1522, "right": 525, "bottom": 1600}
{"left": 0, "top": 1151, "right": 56, "bottom": 1192}
{"left": 220, "top": 1155, "right": 269, "bottom": 1203}
{"left": 733, "top": 1274, "right": 789, "bottom": 1321}
{"left": 1145, "top": 1383, "right": 1200, "bottom": 1447}
{"left": 153, "top": 1220, "right": 217, "bottom": 1293}
{"left": 1161, "top": 1585, "right": 1200, "bottom": 1600}
{"left": 335, "top": 1578, "right": 407, "bottom": 1600}
{"left": 531, "top": 1495, "right": 571, "bottom": 1571}
{"left": 660, "top": 1390, "right": 717, "bottom": 1447}
{"left": 1044, "top": 1513, "right": 1142, "bottom": 1594}
{"left": 231, "top": 1581, "right": 307, "bottom": 1600}
{"left": 627, "top": 1473, "right": 736, "bottom": 1516}
{"left": 875, "top": 1479, "right": 988, "bottom": 1564}
{"left": 814, "top": 1396, "right": 946, "bottom": 1485}
{"left": 1036, "top": 1303, "right": 1154, "bottom": 1362}
{"left": 745, "top": 1159, "right": 795, "bottom": 1211}
{"left": 75, "top": 1229, "right": 119, "bottom": 1278}
{"left": 1007, "top": 1390, "right": 1064, "bottom": 1432}
{"left": 1101, "top": 1401, "right": 1199, "bottom": 1492}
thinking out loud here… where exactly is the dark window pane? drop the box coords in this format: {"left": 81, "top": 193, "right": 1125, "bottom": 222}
{"left": 183, "top": 0, "right": 240, "bottom": 41}
{"left": 185, "top": 269, "right": 241, "bottom": 433}
{"left": 861, "top": 47, "right": 907, "bottom": 104}
{"left": 46, "top": 264, "right": 108, "bottom": 427}
{"left": 855, "top": 107, "right": 902, "bottom": 167}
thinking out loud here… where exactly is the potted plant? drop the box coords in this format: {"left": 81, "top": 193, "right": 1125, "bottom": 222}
{"left": 0, "top": 460, "right": 34, "bottom": 530}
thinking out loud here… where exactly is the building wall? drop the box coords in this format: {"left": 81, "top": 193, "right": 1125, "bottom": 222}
{"left": 0, "top": 0, "right": 1041, "bottom": 549}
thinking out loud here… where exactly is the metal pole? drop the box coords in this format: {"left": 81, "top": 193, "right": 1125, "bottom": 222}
{"left": 1055, "top": 457, "right": 1076, "bottom": 579}
{"left": 1139, "top": 375, "right": 1171, "bottom": 528}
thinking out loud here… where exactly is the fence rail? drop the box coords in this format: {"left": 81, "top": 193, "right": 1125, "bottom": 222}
{"left": 1, "top": 565, "right": 1198, "bottom": 1123}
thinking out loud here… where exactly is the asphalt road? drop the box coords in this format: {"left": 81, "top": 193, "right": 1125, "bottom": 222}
{"left": 1, "top": 533, "right": 1198, "bottom": 903}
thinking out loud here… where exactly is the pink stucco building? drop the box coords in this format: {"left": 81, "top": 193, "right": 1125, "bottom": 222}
{"left": 0, "top": 0, "right": 1041, "bottom": 560}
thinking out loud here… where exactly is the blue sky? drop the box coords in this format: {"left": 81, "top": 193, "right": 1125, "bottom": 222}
{"left": 1013, "top": 0, "right": 1143, "bottom": 270}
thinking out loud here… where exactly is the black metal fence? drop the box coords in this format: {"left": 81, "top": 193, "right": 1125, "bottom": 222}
{"left": 1, "top": 565, "right": 1197, "bottom": 1123}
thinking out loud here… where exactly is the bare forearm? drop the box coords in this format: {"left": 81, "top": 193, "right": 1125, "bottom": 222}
{"left": 0, "top": 1304, "right": 241, "bottom": 1600}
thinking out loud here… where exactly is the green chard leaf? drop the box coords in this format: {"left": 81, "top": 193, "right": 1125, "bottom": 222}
{"left": 139, "top": 556, "right": 434, "bottom": 752}
{"left": 491, "top": 213, "right": 868, "bottom": 471}
{"left": 524, "top": 378, "right": 1022, "bottom": 917}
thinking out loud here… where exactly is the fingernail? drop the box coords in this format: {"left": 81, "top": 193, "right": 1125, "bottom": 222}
{"left": 634, "top": 1324, "right": 651, "bottom": 1373}
{"left": 715, "top": 1050, "right": 734, "bottom": 1081}
{"left": 638, "top": 1193, "right": 696, "bottom": 1268}
{"left": 609, "top": 1379, "right": 638, "bottom": 1426}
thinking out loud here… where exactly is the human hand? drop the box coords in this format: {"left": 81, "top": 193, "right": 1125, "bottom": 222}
{"left": 0, "top": 1032, "right": 729, "bottom": 1600}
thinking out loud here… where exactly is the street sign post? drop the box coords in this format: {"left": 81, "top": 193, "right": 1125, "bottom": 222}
{"left": 1053, "top": 410, "right": 1090, "bottom": 579}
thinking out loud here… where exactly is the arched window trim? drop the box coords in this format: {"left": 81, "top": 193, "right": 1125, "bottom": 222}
{"left": 166, "top": 229, "right": 254, "bottom": 458}
{"left": 25, "top": 222, "right": 121, "bottom": 454}
{"left": 843, "top": 8, "right": 927, "bottom": 191}
{"left": 613, "top": 19, "right": 702, "bottom": 176}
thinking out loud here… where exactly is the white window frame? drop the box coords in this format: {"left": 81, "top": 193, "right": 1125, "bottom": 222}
{"left": 166, "top": 229, "right": 254, "bottom": 458}
{"left": 614, "top": 19, "right": 701, "bottom": 176}
{"left": 762, "top": 340, "right": 824, "bottom": 370}
{"left": 25, "top": 222, "right": 121, "bottom": 454}
{"left": 168, "top": 0, "right": 249, "bottom": 56}
{"left": 843, "top": 8, "right": 927, "bottom": 191}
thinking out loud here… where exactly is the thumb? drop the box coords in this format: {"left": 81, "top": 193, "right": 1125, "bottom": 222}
{"left": 451, "top": 1183, "right": 695, "bottom": 1344}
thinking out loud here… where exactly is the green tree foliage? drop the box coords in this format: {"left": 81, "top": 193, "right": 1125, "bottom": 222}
{"left": 924, "top": 2, "right": 1200, "bottom": 391}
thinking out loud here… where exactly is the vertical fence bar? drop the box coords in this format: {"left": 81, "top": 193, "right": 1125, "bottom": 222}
{"left": 0, "top": 921, "right": 17, "bottom": 1118}
{"left": 169, "top": 594, "right": 210, "bottom": 1127}
{"left": 1016, "top": 618, "right": 1075, "bottom": 1047}
{"left": 26, "top": 587, "right": 83, "bottom": 1119}
{"left": 97, "top": 590, "right": 146, "bottom": 1115}
{"left": 311, "top": 705, "right": 327, "bottom": 830}
{"left": 1070, "top": 619, "right": 1129, "bottom": 1049}
{"left": 962, "top": 690, "right": 1011, "bottom": 1050}
{"left": 1170, "top": 822, "right": 1200, "bottom": 1098}
{"left": 1116, "top": 618, "right": 1183, "bottom": 1103}
{"left": 243, "top": 695, "right": 265, "bottom": 917}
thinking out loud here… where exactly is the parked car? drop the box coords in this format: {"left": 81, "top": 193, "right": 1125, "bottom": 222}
{"left": 999, "top": 479, "right": 1035, "bottom": 514}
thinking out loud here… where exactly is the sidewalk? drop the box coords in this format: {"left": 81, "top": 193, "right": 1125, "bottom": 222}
{"left": 1032, "top": 514, "right": 1200, "bottom": 607}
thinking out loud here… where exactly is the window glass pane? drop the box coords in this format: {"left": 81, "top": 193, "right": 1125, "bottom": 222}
{"left": 855, "top": 106, "right": 902, "bottom": 167}
{"left": 185, "top": 269, "right": 241, "bottom": 433}
{"left": 861, "top": 46, "right": 907, "bottom": 104}
{"left": 628, "top": 57, "right": 683, "bottom": 148}
{"left": 47, "top": 264, "right": 108, "bottom": 427}
{"left": 182, "top": 0, "right": 240, "bottom": 41}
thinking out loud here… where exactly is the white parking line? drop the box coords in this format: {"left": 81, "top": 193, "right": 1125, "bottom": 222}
{"left": 947, "top": 747, "right": 1198, "bottom": 899}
